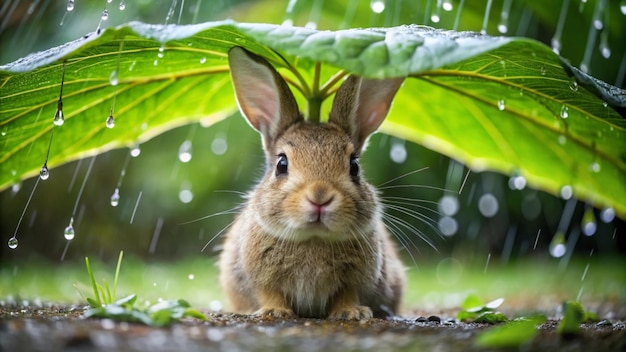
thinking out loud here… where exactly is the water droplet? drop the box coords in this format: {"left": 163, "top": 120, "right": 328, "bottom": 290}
{"left": 178, "top": 140, "right": 193, "bottom": 163}
{"left": 304, "top": 21, "right": 317, "bottom": 29}
{"left": 593, "top": 19, "right": 603, "bottom": 30}
{"left": 560, "top": 185, "right": 573, "bottom": 199}
{"left": 431, "top": 14, "right": 441, "bottom": 23}
{"left": 110, "top": 188, "right": 120, "bottom": 207}
{"left": 53, "top": 108, "right": 64, "bottom": 126}
{"left": 389, "top": 142, "right": 407, "bottom": 163}
{"left": 551, "top": 38, "right": 561, "bottom": 54}
{"left": 442, "top": 0, "right": 453, "bottom": 11}
{"left": 370, "top": 0, "right": 385, "bottom": 13}
{"left": 560, "top": 105, "right": 569, "bottom": 119}
{"left": 589, "top": 161, "right": 600, "bottom": 173}
{"left": 40, "top": 163, "right": 50, "bottom": 180}
{"left": 119, "top": 0, "right": 126, "bottom": 10}
{"left": 549, "top": 232, "right": 566, "bottom": 258}
{"left": 568, "top": 78, "right": 578, "bottom": 92}
{"left": 497, "top": 21, "right": 508, "bottom": 34}
{"left": 106, "top": 114, "right": 115, "bottom": 128}
{"left": 188, "top": 274, "right": 195, "bottom": 280}
{"left": 8, "top": 237, "right": 18, "bottom": 249}
{"left": 109, "top": 69, "right": 119, "bottom": 86}
{"left": 153, "top": 59, "right": 159, "bottom": 66}
{"left": 179, "top": 185, "right": 194, "bottom": 204}
{"left": 478, "top": 193, "right": 499, "bottom": 218}
{"left": 508, "top": 175, "right": 527, "bottom": 190}
{"left": 599, "top": 41, "right": 611, "bottom": 59}
{"left": 107, "top": 0, "right": 113, "bottom": 3}
{"left": 621, "top": 0, "right": 626, "bottom": 15}
{"left": 558, "top": 135, "right": 567, "bottom": 145}
{"left": 67, "top": 0, "right": 75, "bottom": 11}
{"left": 600, "top": 208, "right": 615, "bottom": 223}
{"left": 540, "top": 65, "right": 546, "bottom": 75}
{"left": 602, "top": 101, "right": 608, "bottom": 108}
{"left": 101, "top": 9, "right": 109, "bottom": 21}
{"left": 211, "top": 136, "right": 228, "bottom": 156}
{"left": 438, "top": 216, "right": 458, "bottom": 237}
{"left": 64, "top": 224, "right": 75, "bottom": 240}
{"left": 157, "top": 45, "right": 165, "bottom": 58}
{"left": 497, "top": 99, "right": 505, "bottom": 111}
{"left": 438, "top": 195, "right": 459, "bottom": 216}
{"left": 200, "top": 57, "right": 206, "bottom": 64}
{"left": 581, "top": 208, "right": 597, "bottom": 236}
{"left": 130, "top": 145, "right": 141, "bottom": 157}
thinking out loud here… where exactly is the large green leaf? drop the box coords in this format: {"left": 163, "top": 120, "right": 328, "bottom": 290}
{"left": 1, "top": 21, "right": 624, "bottom": 217}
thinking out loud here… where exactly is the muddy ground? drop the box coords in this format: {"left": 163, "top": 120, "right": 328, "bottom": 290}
{"left": 1, "top": 303, "right": 624, "bottom": 352}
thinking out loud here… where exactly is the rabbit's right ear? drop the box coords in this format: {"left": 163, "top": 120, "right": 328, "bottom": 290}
{"left": 229, "top": 47, "right": 302, "bottom": 147}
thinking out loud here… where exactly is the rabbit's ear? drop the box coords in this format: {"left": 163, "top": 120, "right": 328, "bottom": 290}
{"left": 229, "top": 47, "right": 302, "bottom": 146}
{"left": 329, "top": 75, "right": 404, "bottom": 151}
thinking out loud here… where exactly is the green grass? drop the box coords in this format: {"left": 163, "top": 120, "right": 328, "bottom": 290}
{"left": 1, "top": 254, "right": 624, "bottom": 317}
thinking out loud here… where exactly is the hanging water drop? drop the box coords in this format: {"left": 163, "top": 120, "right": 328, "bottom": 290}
{"left": 497, "top": 99, "right": 505, "bottom": 111}
{"left": 442, "top": 0, "right": 453, "bottom": 11}
{"left": 40, "top": 163, "right": 50, "bottom": 180}
{"left": 106, "top": 114, "right": 115, "bottom": 129}
{"left": 179, "top": 182, "right": 194, "bottom": 204}
{"left": 438, "top": 195, "right": 459, "bottom": 216}
{"left": 110, "top": 188, "right": 120, "bottom": 207}
{"left": 130, "top": 145, "right": 141, "bottom": 157}
{"left": 478, "top": 193, "right": 499, "bottom": 218}
{"left": 549, "top": 232, "right": 567, "bottom": 258}
{"left": 431, "top": 0, "right": 442, "bottom": 23}
{"left": 8, "top": 237, "right": 18, "bottom": 249}
{"left": 621, "top": 0, "right": 626, "bottom": 14}
{"left": 560, "top": 105, "right": 569, "bottom": 119}
{"left": 599, "top": 29, "right": 611, "bottom": 59}
{"left": 560, "top": 185, "right": 573, "bottom": 199}
{"left": 480, "top": 0, "right": 494, "bottom": 34}
{"left": 67, "top": 0, "right": 75, "bottom": 11}
{"left": 101, "top": 9, "right": 109, "bottom": 21}
{"left": 119, "top": 0, "right": 126, "bottom": 10}
{"left": 438, "top": 216, "right": 458, "bottom": 237}
{"left": 109, "top": 69, "right": 119, "bottom": 86}
{"left": 178, "top": 140, "right": 193, "bottom": 163}
{"left": 581, "top": 208, "right": 597, "bottom": 236}
{"left": 508, "top": 175, "right": 527, "bottom": 190}
{"left": 497, "top": 0, "right": 512, "bottom": 34}
{"left": 389, "top": 142, "right": 407, "bottom": 163}
{"left": 600, "top": 207, "right": 615, "bottom": 223}
{"left": 158, "top": 45, "right": 165, "bottom": 58}
{"left": 53, "top": 106, "right": 65, "bottom": 126}
{"left": 568, "top": 77, "right": 578, "bottom": 92}
{"left": 370, "top": 0, "right": 385, "bottom": 13}
{"left": 64, "top": 218, "right": 75, "bottom": 240}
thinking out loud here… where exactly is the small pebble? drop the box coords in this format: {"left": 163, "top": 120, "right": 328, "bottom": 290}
{"left": 414, "top": 317, "right": 428, "bottom": 323}
{"left": 596, "top": 320, "right": 612, "bottom": 327}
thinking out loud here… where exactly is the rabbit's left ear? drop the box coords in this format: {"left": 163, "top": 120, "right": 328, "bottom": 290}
{"left": 329, "top": 76, "right": 404, "bottom": 151}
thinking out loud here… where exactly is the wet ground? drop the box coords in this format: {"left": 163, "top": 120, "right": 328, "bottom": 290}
{"left": 1, "top": 303, "right": 624, "bottom": 352}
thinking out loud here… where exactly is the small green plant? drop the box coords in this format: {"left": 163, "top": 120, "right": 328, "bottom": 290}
{"left": 557, "top": 300, "right": 598, "bottom": 336}
{"left": 456, "top": 294, "right": 508, "bottom": 324}
{"left": 75, "top": 251, "right": 207, "bottom": 326}
{"left": 475, "top": 315, "right": 547, "bottom": 348}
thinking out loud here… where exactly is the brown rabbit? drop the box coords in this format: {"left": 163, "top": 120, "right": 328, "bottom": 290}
{"left": 219, "top": 47, "right": 406, "bottom": 320}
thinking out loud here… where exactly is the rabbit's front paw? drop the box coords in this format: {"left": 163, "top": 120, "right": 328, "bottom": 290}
{"left": 328, "top": 305, "right": 373, "bottom": 321}
{"left": 254, "top": 307, "right": 296, "bottom": 319}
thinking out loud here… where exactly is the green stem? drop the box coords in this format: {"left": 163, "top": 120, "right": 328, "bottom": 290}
{"left": 85, "top": 256, "right": 101, "bottom": 307}
{"left": 308, "top": 96, "right": 323, "bottom": 123}
{"left": 112, "top": 250, "right": 124, "bottom": 300}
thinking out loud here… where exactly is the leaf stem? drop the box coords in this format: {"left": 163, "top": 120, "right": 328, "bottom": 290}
{"left": 113, "top": 250, "right": 123, "bottom": 300}
{"left": 319, "top": 70, "right": 348, "bottom": 97}
{"left": 85, "top": 256, "right": 101, "bottom": 307}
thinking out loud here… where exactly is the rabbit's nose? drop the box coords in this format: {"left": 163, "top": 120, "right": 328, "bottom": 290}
{"left": 306, "top": 196, "right": 334, "bottom": 221}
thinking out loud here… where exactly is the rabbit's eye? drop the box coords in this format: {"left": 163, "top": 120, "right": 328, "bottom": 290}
{"left": 276, "top": 153, "right": 288, "bottom": 176}
{"left": 349, "top": 155, "right": 360, "bottom": 178}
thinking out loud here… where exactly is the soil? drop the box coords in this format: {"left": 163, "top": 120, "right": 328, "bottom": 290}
{"left": 1, "top": 303, "right": 625, "bottom": 352}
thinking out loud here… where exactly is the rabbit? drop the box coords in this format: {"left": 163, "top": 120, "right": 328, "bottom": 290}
{"left": 218, "top": 46, "right": 406, "bottom": 320}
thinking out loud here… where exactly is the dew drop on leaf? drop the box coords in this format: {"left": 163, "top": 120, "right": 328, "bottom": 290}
{"left": 106, "top": 115, "right": 115, "bottom": 129}
{"left": 8, "top": 237, "right": 18, "bottom": 249}
{"left": 200, "top": 57, "right": 206, "bottom": 64}
{"left": 109, "top": 69, "right": 119, "bottom": 86}
{"left": 40, "top": 163, "right": 50, "bottom": 180}
{"left": 560, "top": 105, "right": 569, "bottom": 119}
{"left": 589, "top": 161, "right": 600, "bottom": 173}
{"left": 188, "top": 274, "right": 195, "bottom": 280}
{"left": 540, "top": 65, "right": 546, "bottom": 75}
{"left": 558, "top": 135, "right": 567, "bottom": 145}
{"left": 497, "top": 99, "right": 505, "bottom": 111}
{"left": 568, "top": 77, "right": 578, "bottom": 92}
{"left": 101, "top": 9, "right": 109, "bottom": 21}
{"left": 111, "top": 188, "right": 120, "bottom": 207}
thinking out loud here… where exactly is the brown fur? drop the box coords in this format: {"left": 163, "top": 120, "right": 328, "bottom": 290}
{"left": 219, "top": 47, "right": 406, "bottom": 320}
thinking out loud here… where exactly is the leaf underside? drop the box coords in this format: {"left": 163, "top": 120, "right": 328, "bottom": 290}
{"left": 1, "top": 21, "right": 624, "bottom": 217}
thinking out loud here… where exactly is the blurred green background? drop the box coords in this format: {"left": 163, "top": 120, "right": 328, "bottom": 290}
{"left": 0, "top": 0, "right": 624, "bottom": 308}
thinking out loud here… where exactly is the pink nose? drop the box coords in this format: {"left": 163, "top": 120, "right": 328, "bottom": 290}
{"left": 308, "top": 197, "right": 333, "bottom": 220}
